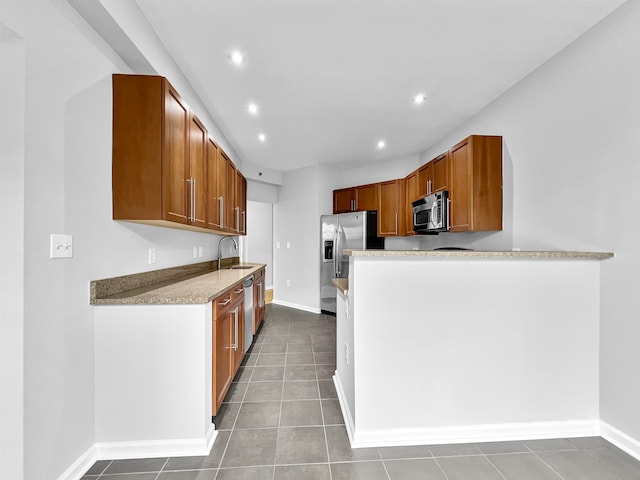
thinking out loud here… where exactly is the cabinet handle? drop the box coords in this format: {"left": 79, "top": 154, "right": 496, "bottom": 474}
{"left": 186, "top": 178, "right": 192, "bottom": 221}
{"left": 191, "top": 177, "right": 196, "bottom": 222}
{"left": 242, "top": 211, "right": 245, "bottom": 233}
{"left": 447, "top": 198, "right": 451, "bottom": 231}
{"left": 395, "top": 212, "right": 398, "bottom": 234}
{"left": 219, "top": 196, "right": 224, "bottom": 228}
{"left": 234, "top": 288, "right": 243, "bottom": 294}
{"left": 232, "top": 307, "right": 239, "bottom": 351}
{"left": 219, "top": 297, "right": 231, "bottom": 306}
{"left": 236, "top": 207, "right": 240, "bottom": 231}
{"left": 351, "top": 199, "right": 355, "bottom": 211}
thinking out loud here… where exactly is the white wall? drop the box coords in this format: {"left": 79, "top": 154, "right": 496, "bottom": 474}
{"left": 245, "top": 201, "right": 274, "bottom": 287}
{"left": 0, "top": 25, "right": 25, "bottom": 479}
{"left": 0, "top": 1, "right": 238, "bottom": 479}
{"left": 414, "top": 0, "right": 640, "bottom": 445}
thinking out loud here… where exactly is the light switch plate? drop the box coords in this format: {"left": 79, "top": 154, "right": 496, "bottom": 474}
{"left": 50, "top": 234, "right": 73, "bottom": 259}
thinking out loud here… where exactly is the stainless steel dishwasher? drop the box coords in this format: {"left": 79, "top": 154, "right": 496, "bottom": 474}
{"left": 243, "top": 275, "right": 254, "bottom": 353}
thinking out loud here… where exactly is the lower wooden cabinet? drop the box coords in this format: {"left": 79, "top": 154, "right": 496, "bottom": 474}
{"left": 212, "top": 283, "right": 244, "bottom": 416}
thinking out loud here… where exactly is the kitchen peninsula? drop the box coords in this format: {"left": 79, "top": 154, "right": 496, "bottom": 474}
{"left": 90, "top": 261, "right": 265, "bottom": 460}
{"left": 334, "top": 249, "right": 613, "bottom": 449}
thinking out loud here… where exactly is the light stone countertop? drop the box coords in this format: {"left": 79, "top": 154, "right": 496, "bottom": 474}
{"left": 331, "top": 278, "right": 349, "bottom": 295}
{"left": 90, "top": 262, "right": 265, "bottom": 305}
{"left": 345, "top": 249, "right": 614, "bottom": 259}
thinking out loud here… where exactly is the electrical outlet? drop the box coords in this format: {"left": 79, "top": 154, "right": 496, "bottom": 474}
{"left": 193, "top": 246, "right": 198, "bottom": 258}
{"left": 198, "top": 246, "right": 203, "bottom": 258}
{"left": 148, "top": 248, "right": 156, "bottom": 264}
{"left": 286, "top": 241, "right": 291, "bottom": 249}
{"left": 344, "top": 343, "right": 349, "bottom": 365}
{"left": 286, "top": 279, "right": 291, "bottom": 287}
{"left": 276, "top": 242, "right": 281, "bottom": 249}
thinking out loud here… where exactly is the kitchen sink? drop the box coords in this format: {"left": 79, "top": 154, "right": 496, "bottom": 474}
{"left": 228, "top": 265, "right": 253, "bottom": 270}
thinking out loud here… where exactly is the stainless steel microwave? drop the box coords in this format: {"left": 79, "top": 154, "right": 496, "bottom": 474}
{"left": 412, "top": 191, "right": 449, "bottom": 234}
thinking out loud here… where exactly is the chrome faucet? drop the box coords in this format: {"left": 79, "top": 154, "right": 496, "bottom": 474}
{"left": 217, "top": 236, "right": 238, "bottom": 271}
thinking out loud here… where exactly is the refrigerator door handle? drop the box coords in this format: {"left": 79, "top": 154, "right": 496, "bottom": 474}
{"left": 333, "top": 228, "right": 339, "bottom": 278}
{"left": 334, "top": 226, "right": 341, "bottom": 277}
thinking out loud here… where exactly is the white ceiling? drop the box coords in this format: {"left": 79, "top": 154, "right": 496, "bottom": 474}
{"left": 134, "top": 0, "right": 624, "bottom": 172}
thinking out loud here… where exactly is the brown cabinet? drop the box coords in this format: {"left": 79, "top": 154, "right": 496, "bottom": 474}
{"left": 332, "top": 183, "right": 378, "bottom": 213}
{"left": 236, "top": 169, "right": 247, "bottom": 235}
{"left": 431, "top": 153, "right": 449, "bottom": 193}
{"left": 448, "top": 135, "right": 502, "bottom": 232}
{"left": 404, "top": 170, "right": 419, "bottom": 235}
{"left": 112, "top": 74, "right": 246, "bottom": 236}
{"left": 377, "top": 179, "right": 405, "bottom": 236}
{"left": 212, "top": 282, "right": 244, "bottom": 415}
{"left": 253, "top": 267, "right": 266, "bottom": 333}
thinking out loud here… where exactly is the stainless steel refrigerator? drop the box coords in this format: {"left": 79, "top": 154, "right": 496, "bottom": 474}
{"left": 320, "top": 211, "right": 384, "bottom": 314}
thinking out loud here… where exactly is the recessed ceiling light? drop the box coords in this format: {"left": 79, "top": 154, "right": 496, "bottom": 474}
{"left": 258, "top": 133, "right": 266, "bottom": 142}
{"left": 247, "top": 103, "right": 258, "bottom": 115}
{"left": 377, "top": 140, "right": 386, "bottom": 150}
{"left": 413, "top": 93, "right": 427, "bottom": 105}
{"left": 229, "top": 50, "right": 245, "bottom": 66}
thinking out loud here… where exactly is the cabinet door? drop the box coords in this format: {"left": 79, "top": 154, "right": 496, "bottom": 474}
{"left": 231, "top": 302, "right": 244, "bottom": 374}
{"left": 235, "top": 169, "right": 245, "bottom": 234}
{"left": 188, "top": 114, "right": 207, "bottom": 228}
{"left": 213, "top": 300, "right": 233, "bottom": 415}
{"left": 162, "top": 81, "right": 189, "bottom": 224}
{"left": 377, "top": 179, "right": 404, "bottom": 236}
{"left": 206, "top": 138, "right": 222, "bottom": 229}
{"left": 418, "top": 163, "right": 433, "bottom": 197}
{"left": 333, "top": 188, "right": 354, "bottom": 214}
{"left": 405, "top": 171, "right": 418, "bottom": 235}
{"left": 354, "top": 183, "right": 378, "bottom": 211}
{"left": 432, "top": 153, "right": 449, "bottom": 193}
{"left": 216, "top": 147, "right": 228, "bottom": 230}
{"left": 449, "top": 140, "right": 471, "bottom": 232}
{"left": 223, "top": 152, "right": 236, "bottom": 232}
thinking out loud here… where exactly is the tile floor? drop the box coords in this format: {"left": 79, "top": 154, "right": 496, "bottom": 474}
{"left": 83, "top": 304, "right": 640, "bottom": 480}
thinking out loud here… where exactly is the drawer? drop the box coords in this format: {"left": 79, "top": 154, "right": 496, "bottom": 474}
{"left": 231, "top": 283, "right": 244, "bottom": 303}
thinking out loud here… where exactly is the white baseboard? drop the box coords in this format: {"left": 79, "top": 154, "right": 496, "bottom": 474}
{"left": 333, "top": 373, "right": 356, "bottom": 445}
{"left": 270, "top": 299, "right": 321, "bottom": 314}
{"left": 600, "top": 420, "right": 640, "bottom": 461}
{"left": 56, "top": 444, "right": 97, "bottom": 480}
{"left": 349, "top": 420, "right": 600, "bottom": 449}
{"left": 95, "top": 426, "right": 217, "bottom": 460}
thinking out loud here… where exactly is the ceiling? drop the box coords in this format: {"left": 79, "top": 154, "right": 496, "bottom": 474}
{"left": 134, "top": 0, "right": 625, "bottom": 173}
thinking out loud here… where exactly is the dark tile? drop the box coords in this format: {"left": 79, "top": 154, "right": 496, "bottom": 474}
{"left": 224, "top": 382, "right": 248, "bottom": 403}
{"left": 241, "top": 353, "right": 259, "bottom": 367}
{"left": 163, "top": 431, "right": 230, "bottom": 471}
{"left": 286, "top": 335, "right": 312, "bottom": 344}
{"left": 317, "top": 380, "right": 337, "bottom": 399}
{"left": 274, "top": 464, "right": 331, "bottom": 480}
{"left": 256, "top": 353, "right": 286, "bottom": 366}
{"left": 260, "top": 343, "right": 287, "bottom": 354}
{"left": 243, "top": 381, "right": 283, "bottom": 402}
{"left": 384, "top": 458, "right": 446, "bottom": 480}
{"left": 262, "top": 335, "right": 288, "bottom": 344}
{"left": 280, "top": 400, "right": 323, "bottom": 427}
{"left": 234, "top": 401, "right": 281, "bottom": 429}
{"left": 313, "top": 352, "right": 336, "bottom": 365}
{"left": 221, "top": 429, "right": 278, "bottom": 467}
{"left": 286, "top": 352, "right": 315, "bottom": 365}
{"left": 251, "top": 366, "right": 285, "bottom": 381}
{"left": 312, "top": 342, "right": 336, "bottom": 353}
{"left": 84, "top": 460, "right": 111, "bottom": 475}
{"left": 215, "top": 466, "right": 274, "bottom": 480}
{"left": 286, "top": 342, "right": 313, "bottom": 353}
{"left": 428, "top": 443, "right": 482, "bottom": 457}
{"left": 569, "top": 436, "right": 614, "bottom": 449}
{"left": 321, "top": 398, "right": 344, "bottom": 425}
{"left": 233, "top": 366, "right": 254, "bottom": 383}
{"left": 436, "top": 456, "right": 504, "bottom": 480}
{"left": 475, "top": 440, "right": 528, "bottom": 454}
{"left": 378, "top": 445, "right": 432, "bottom": 459}
{"left": 157, "top": 471, "right": 217, "bottom": 480}
{"left": 284, "top": 365, "right": 317, "bottom": 381}
{"left": 95, "top": 474, "right": 157, "bottom": 480}
{"left": 282, "top": 380, "right": 320, "bottom": 400}
{"left": 524, "top": 438, "right": 578, "bottom": 451}
{"left": 325, "top": 425, "right": 379, "bottom": 462}
{"left": 103, "top": 457, "right": 167, "bottom": 474}
{"left": 488, "top": 452, "right": 565, "bottom": 480}
{"left": 330, "top": 461, "right": 388, "bottom": 480}
{"left": 315, "top": 365, "right": 335, "bottom": 380}
{"left": 585, "top": 446, "right": 640, "bottom": 480}
{"left": 214, "top": 402, "right": 240, "bottom": 430}
{"left": 537, "top": 449, "right": 620, "bottom": 480}
{"left": 275, "top": 427, "right": 328, "bottom": 464}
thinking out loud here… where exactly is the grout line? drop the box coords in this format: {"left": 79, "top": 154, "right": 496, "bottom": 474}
{"left": 480, "top": 452, "right": 508, "bottom": 480}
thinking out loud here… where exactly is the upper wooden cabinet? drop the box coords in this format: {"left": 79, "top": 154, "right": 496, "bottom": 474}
{"left": 112, "top": 74, "right": 246, "bottom": 236}
{"left": 404, "top": 170, "right": 419, "bottom": 235}
{"left": 377, "top": 179, "right": 405, "bottom": 237}
{"left": 448, "top": 135, "right": 502, "bottom": 232}
{"left": 418, "top": 152, "right": 448, "bottom": 197}
{"left": 332, "top": 183, "right": 378, "bottom": 213}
